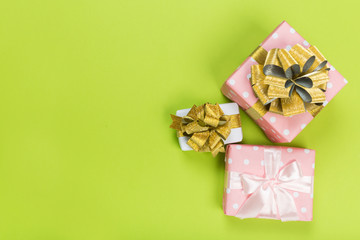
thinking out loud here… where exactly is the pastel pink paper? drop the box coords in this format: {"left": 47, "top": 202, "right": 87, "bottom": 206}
{"left": 223, "top": 144, "right": 315, "bottom": 221}
{"left": 221, "top": 21, "right": 348, "bottom": 142}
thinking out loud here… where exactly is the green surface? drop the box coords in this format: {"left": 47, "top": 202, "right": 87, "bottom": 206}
{"left": 0, "top": 0, "right": 358, "bottom": 239}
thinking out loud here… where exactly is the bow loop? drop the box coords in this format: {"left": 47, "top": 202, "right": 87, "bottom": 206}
{"left": 308, "top": 45, "right": 328, "bottom": 72}
{"left": 288, "top": 44, "right": 315, "bottom": 73}
{"left": 294, "top": 77, "right": 313, "bottom": 88}
{"left": 183, "top": 121, "right": 209, "bottom": 134}
{"left": 264, "top": 48, "right": 286, "bottom": 78}
{"left": 203, "top": 103, "right": 223, "bottom": 127}
{"left": 241, "top": 174, "right": 268, "bottom": 194}
{"left": 278, "top": 49, "right": 300, "bottom": 78}
{"left": 277, "top": 160, "right": 302, "bottom": 182}
{"left": 251, "top": 65, "right": 265, "bottom": 85}
{"left": 187, "top": 131, "right": 210, "bottom": 151}
{"left": 304, "top": 70, "right": 329, "bottom": 89}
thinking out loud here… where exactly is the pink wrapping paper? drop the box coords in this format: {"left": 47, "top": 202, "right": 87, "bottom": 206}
{"left": 221, "top": 21, "right": 347, "bottom": 142}
{"left": 223, "top": 144, "right": 315, "bottom": 221}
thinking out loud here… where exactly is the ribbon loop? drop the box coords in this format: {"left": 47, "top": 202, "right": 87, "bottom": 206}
{"left": 241, "top": 174, "right": 267, "bottom": 194}
{"left": 305, "top": 70, "right": 329, "bottom": 89}
{"left": 253, "top": 83, "right": 271, "bottom": 105}
{"left": 278, "top": 49, "right": 300, "bottom": 78}
{"left": 308, "top": 45, "right": 328, "bottom": 72}
{"left": 264, "top": 49, "right": 286, "bottom": 78}
{"left": 251, "top": 65, "right": 265, "bottom": 85}
{"left": 268, "top": 85, "right": 291, "bottom": 99}
{"left": 288, "top": 44, "right": 315, "bottom": 73}
{"left": 281, "top": 91, "right": 306, "bottom": 116}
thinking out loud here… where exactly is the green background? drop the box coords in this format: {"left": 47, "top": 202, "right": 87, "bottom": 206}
{"left": 0, "top": 0, "right": 359, "bottom": 239}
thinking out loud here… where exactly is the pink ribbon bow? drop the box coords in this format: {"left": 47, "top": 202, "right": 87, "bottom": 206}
{"left": 229, "top": 147, "right": 312, "bottom": 221}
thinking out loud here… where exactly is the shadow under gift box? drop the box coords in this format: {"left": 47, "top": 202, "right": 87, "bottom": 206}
{"left": 223, "top": 144, "right": 315, "bottom": 221}
{"left": 221, "top": 21, "right": 347, "bottom": 143}
{"left": 175, "top": 103, "right": 243, "bottom": 151}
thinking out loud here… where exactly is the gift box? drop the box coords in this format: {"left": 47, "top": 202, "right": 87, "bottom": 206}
{"left": 221, "top": 21, "right": 347, "bottom": 142}
{"left": 171, "top": 103, "right": 243, "bottom": 156}
{"left": 223, "top": 144, "right": 315, "bottom": 221}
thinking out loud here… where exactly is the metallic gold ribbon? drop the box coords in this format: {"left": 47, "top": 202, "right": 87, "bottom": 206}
{"left": 245, "top": 100, "right": 267, "bottom": 121}
{"left": 170, "top": 103, "right": 241, "bottom": 157}
{"left": 249, "top": 44, "right": 329, "bottom": 117}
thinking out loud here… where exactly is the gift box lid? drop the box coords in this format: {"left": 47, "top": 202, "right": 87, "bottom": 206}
{"left": 221, "top": 21, "right": 347, "bottom": 143}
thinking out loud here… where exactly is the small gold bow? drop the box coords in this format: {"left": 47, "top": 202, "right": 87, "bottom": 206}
{"left": 250, "top": 44, "right": 329, "bottom": 116}
{"left": 170, "top": 103, "right": 241, "bottom": 157}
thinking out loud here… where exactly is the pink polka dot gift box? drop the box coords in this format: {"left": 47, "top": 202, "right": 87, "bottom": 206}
{"left": 223, "top": 144, "right": 315, "bottom": 221}
{"left": 221, "top": 21, "right": 347, "bottom": 143}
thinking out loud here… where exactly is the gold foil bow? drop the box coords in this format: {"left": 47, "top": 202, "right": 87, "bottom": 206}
{"left": 250, "top": 44, "right": 329, "bottom": 116}
{"left": 170, "top": 103, "right": 241, "bottom": 157}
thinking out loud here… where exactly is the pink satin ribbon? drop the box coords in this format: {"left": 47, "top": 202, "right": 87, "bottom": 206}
{"left": 228, "top": 147, "right": 312, "bottom": 221}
